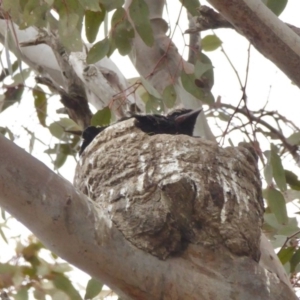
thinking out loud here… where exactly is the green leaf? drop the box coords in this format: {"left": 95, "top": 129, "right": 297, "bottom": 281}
{"left": 265, "top": 0, "right": 288, "bottom": 16}
{"left": 15, "top": 287, "right": 29, "bottom": 300}
{"left": 52, "top": 263, "right": 73, "bottom": 273}
{"left": 33, "top": 88, "right": 47, "bottom": 127}
{"left": 49, "top": 119, "right": 81, "bottom": 140}
{"left": 285, "top": 170, "right": 300, "bottom": 190}
{"left": 127, "top": 77, "right": 147, "bottom": 100}
{"left": 111, "top": 7, "right": 125, "bottom": 27}
{"left": 264, "top": 213, "right": 279, "bottom": 229}
{"left": 22, "top": 242, "right": 43, "bottom": 261}
{"left": 264, "top": 187, "right": 288, "bottom": 225}
{"left": 84, "top": 278, "right": 103, "bottom": 300}
{"left": 49, "top": 123, "right": 65, "bottom": 140}
{"left": 263, "top": 150, "right": 273, "bottom": 185}
{"left": 181, "top": 70, "right": 208, "bottom": 102}
{"left": 85, "top": 8, "right": 106, "bottom": 43}
{"left": 145, "top": 94, "right": 164, "bottom": 114}
{"left": 287, "top": 132, "right": 300, "bottom": 145}
{"left": 107, "top": 35, "right": 117, "bottom": 57}
{"left": 58, "top": 9, "right": 83, "bottom": 51}
{"left": 218, "top": 112, "right": 231, "bottom": 122}
{"left": 115, "top": 21, "right": 135, "bottom": 55}
{"left": 179, "top": 0, "right": 201, "bottom": 16}
{"left": 0, "top": 262, "right": 17, "bottom": 275}
{"left": 2, "top": 0, "right": 22, "bottom": 21}
{"left": 270, "top": 144, "right": 287, "bottom": 192}
{"left": 162, "top": 85, "right": 177, "bottom": 108}
{"left": 111, "top": 8, "right": 134, "bottom": 55}
{"left": 290, "top": 249, "right": 300, "bottom": 273}
{"left": 202, "top": 35, "right": 222, "bottom": 52}
{"left": 277, "top": 247, "right": 294, "bottom": 265}
{"left": 140, "top": 77, "right": 161, "bottom": 98}
{"left": 194, "top": 60, "right": 213, "bottom": 79}
{"left": 100, "top": 0, "right": 124, "bottom": 11}
{"left": 53, "top": 273, "right": 82, "bottom": 300}
{"left": 270, "top": 235, "right": 287, "bottom": 249}
{"left": 87, "top": 38, "right": 110, "bottom": 64}
{"left": 91, "top": 107, "right": 111, "bottom": 126}
{"left": 45, "top": 144, "right": 75, "bottom": 156}
{"left": 129, "top": 0, "right": 154, "bottom": 47}
{"left": 278, "top": 217, "right": 300, "bottom": 236}
{"left": 21, "top": 0, "right": 49, "bottom": 28}
{"left": 196, "top": 53, "right": 214, "bottom": 89}
{"left": 33, "top": 289, "right": 46, "bottom": 300}
{"left": 78, "top": 0, "right": 100, "bottom": 11}
{"left": 12, "top": 68, "right": 31, "bottom": 84}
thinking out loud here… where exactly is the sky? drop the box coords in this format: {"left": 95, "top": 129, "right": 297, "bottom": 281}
{"left": 1, "top": 0, "right": 300, "bottom": 298}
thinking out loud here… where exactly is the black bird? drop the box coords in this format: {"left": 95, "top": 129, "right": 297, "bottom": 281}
{"left": 79, "top": 108, "right": 202, "bottom": 155}
{"left": 134, "top": 108, "right": 202, "bottom": 136}
{"left": 79, "top": 125, "right": 107, "bottom": 155}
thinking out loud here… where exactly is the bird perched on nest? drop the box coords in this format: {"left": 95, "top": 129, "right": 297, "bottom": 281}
{"left": 79, "top": 108, "right": 202, "bottom": 155}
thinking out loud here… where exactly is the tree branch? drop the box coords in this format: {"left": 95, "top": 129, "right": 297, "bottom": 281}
{"left": 186, "top": 6, "right": 300, "bottom": 37}
{"left": 205, "top": 0, "right": 300, "bottom": 88}
{"left": 0, "top": 133, "right": 296, "bottom": 299}
{"left": 215, "top": 103, "right": 299, "bottom": 161}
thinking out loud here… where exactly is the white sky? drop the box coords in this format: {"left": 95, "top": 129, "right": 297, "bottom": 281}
{"left": 1, "top": 0, "right": 300, "bottom": 298}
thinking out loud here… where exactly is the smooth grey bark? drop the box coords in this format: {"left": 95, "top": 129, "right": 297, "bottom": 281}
{"left": 207, "top": 0, "right": 300, "bottom": 88}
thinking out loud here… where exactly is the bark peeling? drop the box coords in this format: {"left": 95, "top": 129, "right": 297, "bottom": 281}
{"left": 74, "top": 119, "right": 264, "bottom": 261}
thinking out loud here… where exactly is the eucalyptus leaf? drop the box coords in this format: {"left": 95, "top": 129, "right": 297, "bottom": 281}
{"left": 278, "top": 217, "right": 299, "bottom": 236}
{"left": 287, "top": 132, "right": 300, "bottom": 145}
{"left": 129, "top": 0, "right": 154, "bottom": 47}
{"left": 181, "top": 70, "right": 204, "bottom": 101}
{"left": 277, "top": 247, "right": 294, "bottom": 265}
{"left": 194, "top": 61, "right": 213, "bottom": 78}
{"left": 100, "top": 0, "right": 124, "bottom": 11}
{"left": 265, "top": 0, "right": 288, "bottom": 16}
{"left": 179, "top": 0, "right": 201, "bottom": 16}
{"left": 263, "top": 150, "right": 273, "bottom": 185}
{"left": 145, "top": 94, "right": 164, "bottom": 114}
{"left": 87, "top": 38, "right": 110, "bottom": 64}
{"left": 91, "top": 107, "right": 111, "bottom": 126}
{"left": 53, "top": 273, "right": 82, "bottom": 300}
{"left": 84, "top": 278, "right": 103, "bottom": 300}
{"left": 270, "top": 144, "right": 287, "bottom": 192}
{"left": 78, "top": 0, "right": 100, "bottom": 11}
{"left": 85, "top": 8, "right": 106, "bottom": 43}
{"left": 162, "top": 85, "right": 177, "bottom": 108}
{"left": 33, "top": 88, "right": 47, "bottom": 127}
{"left": 49, "top": 119, "right": 81, "bottom": 140}
{"left": 15, "top": 288, "right": 29, "bottom": 300}
{"left": 140, "top": 77, "right": 161, "bottom": 98}
{"left": 202, "top": 35, "right": 222, "bottom": 52}
{"left": 264, "top": 187, "right": 288, "bottom": 225}
{"left": 290, "top": 249, "right": 300, "bottom": 273}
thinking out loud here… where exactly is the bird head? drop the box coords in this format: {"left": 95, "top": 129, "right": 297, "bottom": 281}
{"left": 168, "top": 107, "right": 202, "bottom": 136}
{"left": 80, "top": 126, "right": 107, "bottom": 155}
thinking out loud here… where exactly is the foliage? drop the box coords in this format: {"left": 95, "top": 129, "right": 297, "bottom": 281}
{"left": 0, "top": 213, "right": 104, "bottom": 299}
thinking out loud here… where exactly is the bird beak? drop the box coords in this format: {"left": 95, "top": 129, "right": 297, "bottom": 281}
{"left": 174, "top": 108, "right": 202, "bottom": 124}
